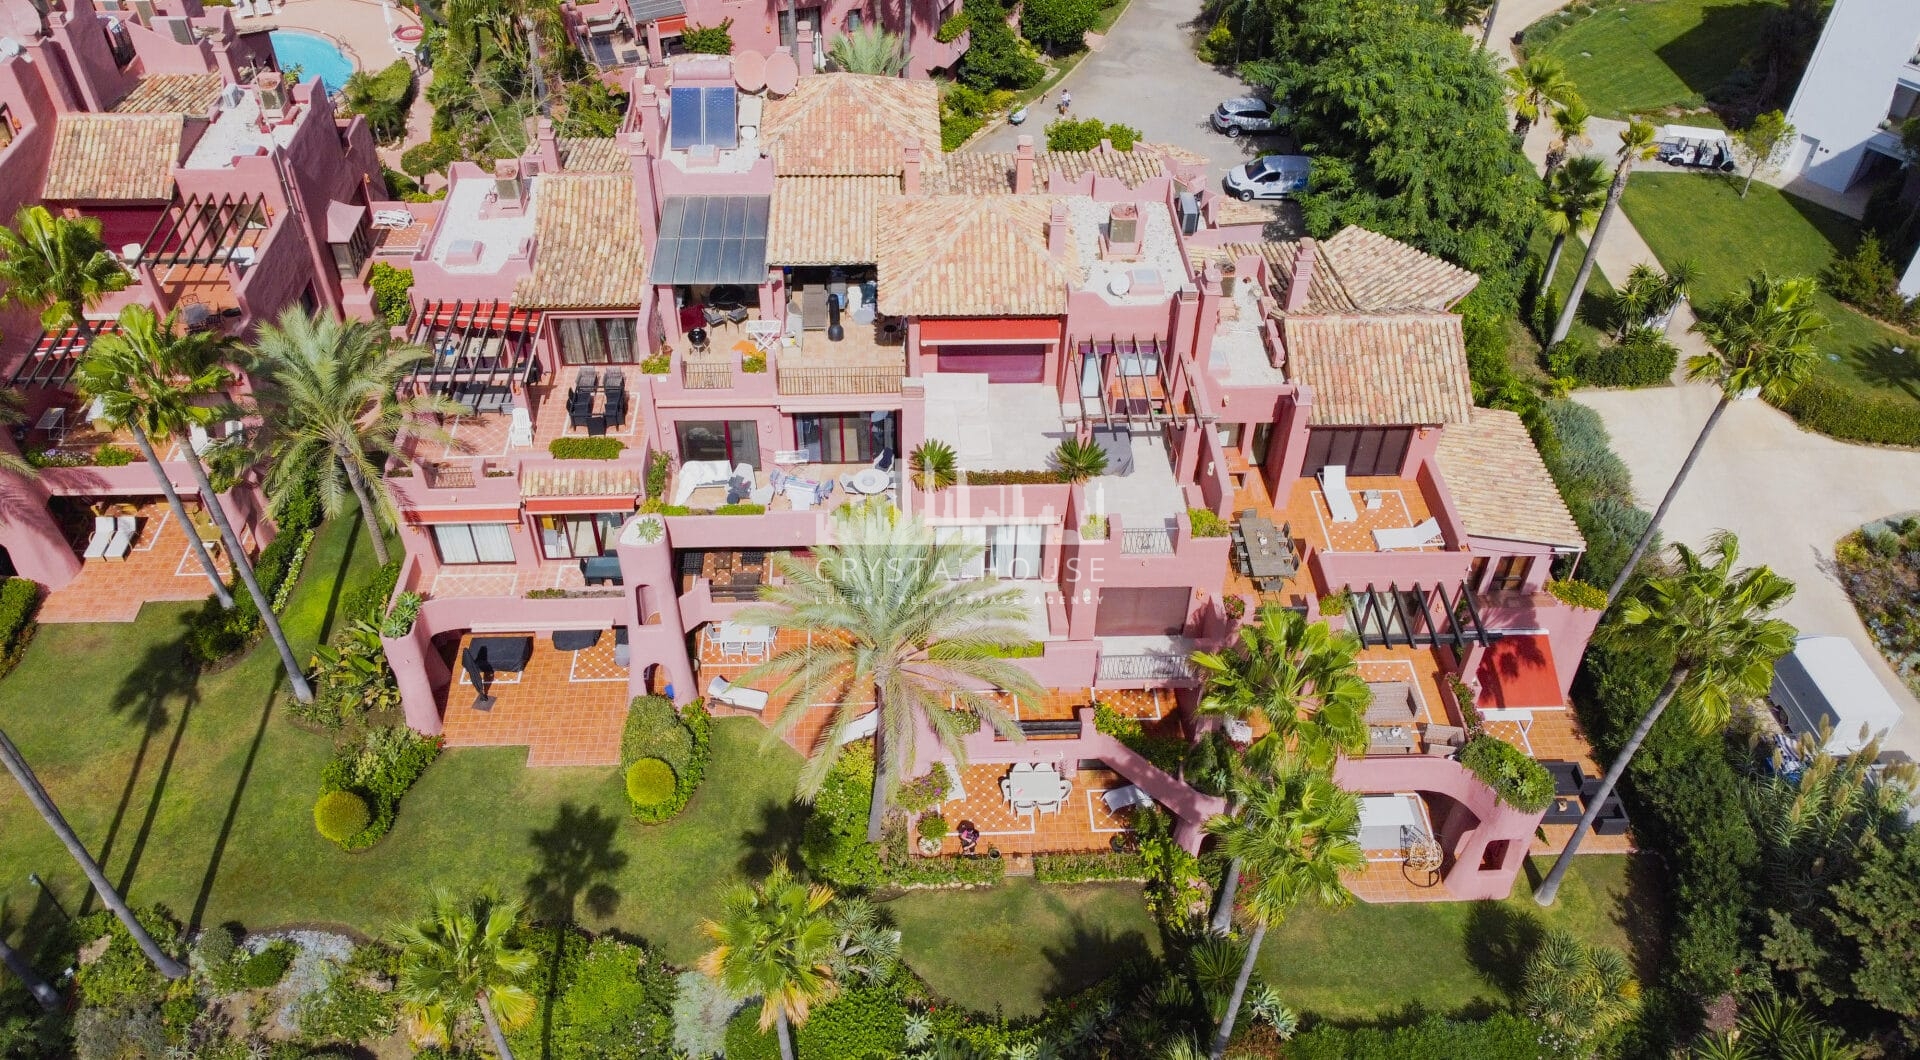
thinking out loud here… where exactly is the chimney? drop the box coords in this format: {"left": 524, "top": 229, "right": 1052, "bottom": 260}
{"left": 798, "top": 25, "right": 817, "bottom": 76}
{"left": 637, "top": 82, "right": 663, "bottom": 157}
{"left": 901, "top": 137, "right": 922, "bottom": 194}
{"left": 1048, "top": 201, "right": 1069, "bottom": 258}
{"left": 1284, "top": 237, "right": 1317, "bottom": 313}
{"left": 536, "top": 117, "right": 561, "bottom": 172}
{"left": 1014, "top": 134, "right": 1035, "bottom": 195}
{"left": 627, "top": 130, "right": 659, "bottom": 243}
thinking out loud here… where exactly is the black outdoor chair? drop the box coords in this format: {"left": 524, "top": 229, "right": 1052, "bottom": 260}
{"left": 581, "top": 554, "right": 623, "bottom": 585}
{"left": 603, "top": 367, "right": 626, "bottom": 393}
{"left": 588, "top": 414, "right": 608, "bottom": 437}
{"left": 576, "top": 366, "right": 600, "bottom": 390}
{"left": 569, "top": 402, "right": 594, "bottom": 432}
{"left": 606, "top": 392, "right": 628, "bottom": 429}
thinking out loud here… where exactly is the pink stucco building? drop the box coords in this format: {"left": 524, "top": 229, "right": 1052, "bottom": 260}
{"left": 560, "top": 0, "right": 968, "bottom": 82}
{"left": 365, "top": 53, "right": 1614, "bottom": 902}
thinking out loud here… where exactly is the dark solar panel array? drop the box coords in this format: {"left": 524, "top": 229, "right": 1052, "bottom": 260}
{"left": 649, "top": 196, "right": 771, "bottom": 285}
{"left": 667, "top": 86, "right": 738, "bottom": 151}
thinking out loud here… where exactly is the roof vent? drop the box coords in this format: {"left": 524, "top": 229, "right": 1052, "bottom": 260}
{"left": 1107, "top": 272, "right": 1132, "bottom": 297}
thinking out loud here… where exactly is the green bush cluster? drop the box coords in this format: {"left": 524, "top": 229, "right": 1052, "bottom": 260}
{"left": 645, "top": 448, "right": 672, "bottom": 500}
{"left": 367, "top": 262, "right": 414, "bottom": 327}
{"left": 72, "top": 907, "right": 182, "bottom": 1009}
{"left": 893, "top": 767, "right": 951, "bottom": 813}
{"left": 935, "top": 10, "right": 971, "bottom": 41}
{"left": 506, "top": 931, "right": 678, "bottom": 1059}
{"left": 1093, "top": 702, "right": 1187, "bottom": 774}
{"left": 343, "top": 559, "right": 402, "bottom": 627}
{"left": 712, "top": 502, "right": 766, "bottom": 515}
{"left": 680, "top": 19, "right": 733, "bottom": 53}
{"left": 380, "top": 590, "right": 422, "bottom": 638}
{"left": 1288, "top": 1012, "right": 1556, "bottom": 1059}
{"left": 1547, "top": 327, "right": 1677, "bottom": 388}
{"left": 1540, "top": 399, "right": 1651, "bottom": 592}
{"left": 93, "top": 445, "right": 137, "bottom": 466}
{"left": 1825, "top": 233, "right": 1918, "bottom": 328}
{"left": 1456, "top": 734, "right": 1555, "bottom": 813}
{"left": 794, "top": 984, "right": 908, "bottom": 1058}
{"left": 185, "top": 467, "right": 324, "bottom": 664}
{"left": 317, "top": 726, "right": 443, "bottom": 849}
{"left": 959, "top": 468, "right": 1070, "bottom": 485}
{"left": 548, "top": 437, "right": 627, "bottom": 460}
{"left": 0, "top": 577, "right": 42, "bottom": 680}
{"left": 956, "top": 0, "right": 1042, "bottom": 91}
{"left": 1775, "top": 375, "right": 1920, "bottom": 448}
{"left": 1546, "top": 578, "right": 1606, "bottom": 610}
{"left": 1019, "top": 0, "right": 1101, "bottom": 52}
{"left": 802, "top": 740, "right": 887, "bottom": 888}
{"left": 1045, "top": 117, "right": 1141, "bottom": 152}
{"left": 293, "top": 950, "right": 395, "bottom": 1046}
{"left": 620, "top": 697, "right": 711, "bottom": 822}
{"left": 1033, "top": 850, "right": 1148, "bottom": 882}
{"left": 1187, "top": 507, "right": 1229, "bottom": 537}
{"left": 313, "top": 790, "right": 372, "bottom": 844}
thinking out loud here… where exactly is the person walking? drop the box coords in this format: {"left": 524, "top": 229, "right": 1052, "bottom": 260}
{"left": 1058, "top": 90, "right": 1072, "bottom": 114}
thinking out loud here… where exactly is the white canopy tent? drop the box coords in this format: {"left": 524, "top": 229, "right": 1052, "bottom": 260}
{"left": 1768, "top": 635, "right": 1903, "bottom": 754}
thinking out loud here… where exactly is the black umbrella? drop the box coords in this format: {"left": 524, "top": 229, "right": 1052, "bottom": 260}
{"left": 463, "top": 645, "right": 495, "bottom": 711}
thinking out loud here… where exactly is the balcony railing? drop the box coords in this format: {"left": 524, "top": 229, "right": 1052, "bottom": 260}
{"left": 682, "top": 359, "right": 733, "bottom": 389}
{"left": 1097, "top": 653, "right": 1196, "bottom": 683}
{"left": 776, "top": 364, "right": 904, "bottom": 395}
{"left": 1120, "top": 527, "right": 1175, "bottom": 554}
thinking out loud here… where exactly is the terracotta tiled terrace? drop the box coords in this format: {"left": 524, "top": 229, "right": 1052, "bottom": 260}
{"left": 1282, "top": 474, "right": 1438, "bottom": 555}
{"left": 408, "top": 366, "right": 645, "bottom": 461}
{"left": 928, "top": 764, "right": 1146, "bottom": 856}
{"left": 438, "top": 632, "right": 631, "bottom": 766}
{"left": 421, "top": 561, "right": 595, "bottom": 600}
{"left": 672, "top": 460, "right": 892, "bottom": 514}
{"left": 39, "top": 500, "right": 238, "bottom": 623}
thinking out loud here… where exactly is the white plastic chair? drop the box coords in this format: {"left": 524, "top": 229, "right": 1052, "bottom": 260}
{"left": 508, "top": 406, "right": 534, "bottom": 447}
{"left": 1319, "top": 464, "right": 1358, "bottom": 523}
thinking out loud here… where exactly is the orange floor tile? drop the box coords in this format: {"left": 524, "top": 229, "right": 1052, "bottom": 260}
{"left": 39, "top": 501, "right": 240, "bottom": 623}
{"left": 929, "top": 765, "right": 1144, "bottom": 855}
{"left": 412, "top": 366, "right": 644, "bottom": 461}
{"left": 439, "top": 633, "right": 631, "bottom": 766}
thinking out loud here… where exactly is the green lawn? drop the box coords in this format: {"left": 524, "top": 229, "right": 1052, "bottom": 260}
{"left": 1260, "top": 855, "right": 1648, "bottom": 1021}
{"left": 1621, "top": 172, "right": 1920, "bottom": 405}
{"left": 1531, "top": 0, "right": 1778, "bottom": 120}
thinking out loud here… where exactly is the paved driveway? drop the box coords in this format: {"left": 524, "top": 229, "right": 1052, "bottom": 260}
{"left": 1576, "top": 385, "right": 1920, "bottom": 761}
{"left": 970, "top": 0, "right": 1273, "bottom": 188}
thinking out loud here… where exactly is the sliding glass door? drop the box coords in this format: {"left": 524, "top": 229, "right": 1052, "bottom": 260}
{"left": 432, "top": 522, "right": 516, "bottom": 564}
{"left": 934, "top": 524, "right": 1043, "bottom": 579}
{"left": 676, "top": 420, "right": 762, "bottom": 467}
{"left": 537, "top": 513, "right": 627, "bottom": 559}
{"left": 795, "top": 411, "right": 897, "bottom": 463}
{"left": 555, "top": 317, "right": 638, "bottom": 365}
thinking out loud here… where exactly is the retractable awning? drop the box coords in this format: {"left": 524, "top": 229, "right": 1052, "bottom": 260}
{"left": 1476, "top": 634, "right": 1563, "bottom": 709}
{"left": 407, "top": 300, "right": 543, "bottom": 392}
{"left": 918, "top": 318, "right": 1062, "bottom": 344}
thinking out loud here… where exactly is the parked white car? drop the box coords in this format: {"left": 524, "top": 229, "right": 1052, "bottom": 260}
{"left": 1224, "top": 154, "right": 1310, "bottom": 201}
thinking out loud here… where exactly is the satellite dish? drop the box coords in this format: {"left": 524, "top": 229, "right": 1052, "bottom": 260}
{"left": 733, "top": 49, "right": 767, "bottom": 93}
{"left": 764, "top": 49, "right": 798, "bottom": 97}
{"left": 1107, "top": 272, "right": 1132, "bottom": 297}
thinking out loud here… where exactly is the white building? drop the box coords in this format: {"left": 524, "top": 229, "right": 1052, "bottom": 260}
{"left": 1782, "top": 0, "right": 1920, "bottom": 295}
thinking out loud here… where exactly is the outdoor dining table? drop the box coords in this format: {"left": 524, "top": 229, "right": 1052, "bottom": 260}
{"left": 1240, "top": 515, "right": 1294, "bottom": 581}
{"left": 716, "top": 620, "right": 772, "bottom": 654}
{"left": 847, "top": 467, "right": 892, "bottom": 495}
{"left": 1005, "top": 765, "right": 1062, "bottom": 807}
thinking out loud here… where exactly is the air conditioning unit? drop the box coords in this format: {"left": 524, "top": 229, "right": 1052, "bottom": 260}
{"left": 1176, "top": 193, "right": 1200, "bottom": 236}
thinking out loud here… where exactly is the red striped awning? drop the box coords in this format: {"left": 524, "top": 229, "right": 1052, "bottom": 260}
{"left": 918, "top": 318, "right": 1061, "bottom": 345}
{"left": 1476, "top": 635, "right": 1564, "bottom": 710}
{"left": 403, "top": 506, "right": 522, "bottom": 525}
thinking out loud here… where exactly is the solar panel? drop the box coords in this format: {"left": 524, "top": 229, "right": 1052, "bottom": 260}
{"left": 669, "top": 88, "right": 703, "bottom": 150}
{"left": 702, "top": 86, "right": 738, "bottom": 150}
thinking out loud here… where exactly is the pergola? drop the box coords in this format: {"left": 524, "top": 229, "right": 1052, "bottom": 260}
{"left": 406, "top": 300, "right": 543, "bottom": 412}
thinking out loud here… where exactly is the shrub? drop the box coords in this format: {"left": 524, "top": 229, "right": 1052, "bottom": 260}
{"left": 0, "top": 577, "right": 41, "bottom": 679}
{"left": 314, "top": 790, "right": 372, "bottom": 845}
{"left": 741, "top": 353, "right": 766, "bottom": 373}
{"left": 1051, "top": 437, "right": 1109, "bottom": 482}
{"left": 381, "top": 589, "right": 422, "bottom": 638}
{"left": 186, "top": 467, "right": 324, "bottom": 664}
{"left": 645, "top": 448, "right": 672, "bottom": 500}
{"left": 980, "top": 640, "right": 1044, "bottom": 658}
{"left": 1775, "top": 375, "right": 1920, "bottom": 448}
{"left": 294, "top": 958, "right": 395, "bottom": 1045}
{"left": 1590, "top": 327, "right": 1679, "bottom": 388}
{"left": 1034, "top": 850, "right": 1148, "bottom": 882}
{"left": 917, "top": 812, "right": 949, "bottom": 841}
{"left": 239, "top": 941, "right": 295, "bottom": 988}
{"left": 681, "top": 18, "right": 733, "bottom": 53}
{"left": 1825, "top": 233, "right": 1914, "bottom": 324}
{"left": 73, "top": 906, "right": 182, "bottom": 1009}
{"left": 1288, "top": 1012, "right": 1556, "bottom": 1059}
{"left": 1046, "top": 117, "right": 1141, "bottom": 152}
{"left": 959, "top": 468, "right": 1068, "bottom": 485}
{"left": 1457, "top": 734, "right": 1555, "bottom": 813}
{"left": 712, "top": 503, "right": 766, "bottom": 515}
{"left": 640, "top": 351, "right": 671, "bottom": 374}
{"left": 911, "top": 439, "right": 958, "bottom": 491}
{"left": 935, "top": 10, "right": 971, "bottom": 42}
{"left": 621, "top": 698, "right": 711, "bottom": 823}
{"left": 1093, "top": 702, "right": 1186, "bottom": 773}
{"left": 1195, "top": 19, "right": 1234, "bottom": 63}
{"left": 195, "top": 924, "right": 238, "bottom": 973}
{"left": 794, "top": 985, "right": 908, "bottom": 1059}
{"left": 549, "top": 437, "right": 626, "bottom": 460}
{"left": 93, "top": 444, "right": 137, "bottom": 466}
{"left": 802, "top": 740, "right": 886, "bottom": 888}
{"left": 368, "top": 262, "right": 414, "bottom": 327}
{"left": 1187, "top": 507, "right": 1229, "bottom": 537}
{"left": 318, "top": 726, "right": 441, "bottom": 849}
{"left": 942, "top": 112, "right": 986, "bottom": 150}
{"left": 724, "top": 1010, "right": 782, "bottom": 1060}
{"left": 626, "top": 758, "right": 677, "bottom": 808}
{"left": 1546, "top": 578, "right": 1606, "bottom": 610}
{"left": 344, "top": 559, "right": 403, "bottom": 625}
{"left": 399, "top": 131, "right": 462, "bottom": 178}
{"left": 894, "top": 768, "right": 951, "bottom": 813}
{"left": 1082, "top": 513, "right": 1107, "bottom": 539}
{"left": 1019, "top": 0, "right": 1100, "bottom": 51}
{"left": 956, "top": 0, "right": 1042, "bottom": 90}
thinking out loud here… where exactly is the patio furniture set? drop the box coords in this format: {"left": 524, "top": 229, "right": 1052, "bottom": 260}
{"left": 1316, "top": 464, "right": 1444, "bottom": 551}
{"left": 1232, "top": 511, "right": 1298, "bottom": 591}
{"left": 566, "top": 368, "right": 629, "bottom": 436}
{"left": 1000, "top": 762, "right": 1075, "bottom": 815}
{"left": 80, "top": 514, "right": 140, "bottom": 561}
{"left": 1543, "top": 761, "right": 1630, "bottom": 834}
{"left": 1363, "top": 680, "right": 1468, "bottom": 756}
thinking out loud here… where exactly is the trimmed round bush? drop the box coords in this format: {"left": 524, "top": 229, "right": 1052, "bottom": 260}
{"left": 626, "top": 758, "right": 677, "bottom": 808}
{"left": 313, "top": 790, "right": 371, "bottom": 844}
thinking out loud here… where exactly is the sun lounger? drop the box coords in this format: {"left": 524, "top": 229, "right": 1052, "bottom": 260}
{"left": 835, "top": 710, "right": 879, "bottom": 745}
{"left": 707, "top": 676, "right": 769, "bottom": 712}
{"left": 1372, "top": 517, "right": 1442, "bottom": 551}
{"left": 82, "top": 515, "right": 115, "bottom": 559}
{"left": 104, "top": 515, "right": 138, "bottom": 560}
{"left": 672, "top": 459, "right": 734, "bottom": 506}
{"left": 1319, "top": 464, "right": 1358, "bottom": 523}
{"left": 1103, "top": 785, "right": 1155, "bottom": 813}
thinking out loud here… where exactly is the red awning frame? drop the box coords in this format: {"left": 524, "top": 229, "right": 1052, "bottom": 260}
{"left": 918, "top": 318, "right": 1061, "bottom": 345}
{"left": 524, "top": 498, "right": 641, "bottom": 515}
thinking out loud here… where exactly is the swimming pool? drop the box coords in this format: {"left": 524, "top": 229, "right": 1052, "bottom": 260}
{"left": 270, "top": 29, "right": 355, "bottom": 96}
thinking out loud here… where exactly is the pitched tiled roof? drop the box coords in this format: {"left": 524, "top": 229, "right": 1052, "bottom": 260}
{"left": 760, "top": 74, "right": 941, "bottom": 177}
{"left": 521, "top": 466, "right": 643, "bottom": 497}
{"left": 515, "top": 174, "right": 648, "bottom": 308}
{"left": 1321, "top": 226, "right": 1479, "bottom": 311}
{"left": 768, "top": 175, "right": 896, "bottom": 266}
{"left": 113, "top": 74, "right": 224, "bottom": 115}
{"left": 1436, "top": 408, "right": 1585, "bottom": 550}
{"left": 43, "top": 114, "right": 184, "bottom": 200}
{"left": 875, "top": 196, "right": 1081, "bottom": 317}
{"left": 1222, "top": 241, "right": 1359, "bottom": 315}
{"left": 1284, "top": 314, "right": 1473, "bottom": 426}
{"left": 557, "top": 137, "right": 627, "bottom": 172}
{"left": 928, "top": 142, "right": 1188, "bottom": 195}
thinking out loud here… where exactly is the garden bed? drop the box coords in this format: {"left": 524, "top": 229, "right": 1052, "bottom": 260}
{"left": 1834, "top": 516, "right": 1920, "bottom": 699}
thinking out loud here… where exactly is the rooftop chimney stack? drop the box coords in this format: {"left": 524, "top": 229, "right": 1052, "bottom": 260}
{"left": 1284, "top": 237, "right": 1317, "bottom": 313}
{"left": 901, "top": 137, "right": 923, "bottom": 194}
{"left": 1048, "top": 202, "right": 1069, "bottom": 258}
{"left": 637, "top": 83, "right": 663, "bottom": 156}
{"left": 1014, "top": 135, "right": 1036, "bottom": 194}
{"left": 798, "top": 25, "right": 817, "bottom": 77}
{"left": 536, "top": 117, "right": 560, "bottom": 172}
{"left": 627, "top": 129, "right": 660, "bottom": 243}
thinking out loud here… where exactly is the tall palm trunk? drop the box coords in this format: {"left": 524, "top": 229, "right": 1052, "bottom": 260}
{"left": 128, "top": 422, "right": 232, "bottom": 609}
{"left": 0, "top": 728, "right": 186, "bottom": 979}
{"left": 179, "top": 443, "right": 314, "bottom": 704}
{"left": 338, "top": 448, "right": 390, "bottom": 566}
{"left": 776, "top": 1007, "right": 796, "bottom": 1060}
{"left": 0, "top": 933, "right": 61, "bottom": 1011}
{"left": 1209, "top": 921, "right": 1267, "bottom": 1060}
{"left": 1550, "top": 158, "right": 1635, "bottom": 346}
{"left": 1537, "top": 669, "right": 1686, "bottom": 905}
{"left": 1209, "top": 794, "right": 1246, "bottom": 934}
{"left": 1479, "top": 0, "right": 1499, "bottom": 48}
{"left": 477, "top": 990, "right": 515, "bottom": 1060}
{"left": 1603, "top": 397, "right": 1730, "bottom": 606}
{"left": 1538, "top": 232, "right": 1569, "bottom": 305}
{"left": 865, "top": 719, "right": 889, "bottom": 843}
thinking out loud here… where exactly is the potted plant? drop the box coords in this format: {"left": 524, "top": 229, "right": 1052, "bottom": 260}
{"left": 1051, "top": 438, "right": 1109, "bottom": 484}
{"left": 910, "top": 439, "right": 958, "bottom": 491}
{"left": 917, "top": 812, "right": 949, "bottom": 855}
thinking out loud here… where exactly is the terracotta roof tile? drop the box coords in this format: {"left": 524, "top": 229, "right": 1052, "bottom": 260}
{"left": 760, "top": 74, "right": 942, "bottom": 177}
{"left": 1284, "top": 314, "right": 1474, "bottom": 426}
{"left": 43, "top": 114, "right": 184, "bottom": 200}
{"left": 1321, "top": 226, "right": 1479, "bottom": 311}
{"left": 928, "top": 141, "right": 1188, "bottom": 195}
{"left": 521, "top": 466, "right": 643, "bottom": 497}
{"left": 557, "top": 137, "right": 627, "bottom": 172}
{"left": 768, "top": 175, "right": 896, "bottom": 266}
{"left": 1436, "top": 408, "right": 1585, "bottom": 550}
{"left": 875, "top": 196, "right": 1081, "bottom": 317}
{"left": 1223, "top": 241, "right": 1359, "bottom": 314}
{"left": 113, "top": 74, "right": 224, "bottom": 115}
{"left": 515, "top": 174, "right": 647, "bottom": 308}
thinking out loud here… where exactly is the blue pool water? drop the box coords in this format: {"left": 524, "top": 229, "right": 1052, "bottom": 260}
{"left": 269, "top": 30, "right": 356, "bottom": 95}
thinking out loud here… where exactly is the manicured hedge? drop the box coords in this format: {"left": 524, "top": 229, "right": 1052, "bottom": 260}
{"left": 1288, "top": 1012, "right": 1557, "bottom": 1059}
{"left": 1033, "top": 850, "right": 1147, "bottom": 882}
{"left": 317, "top": 726, "right": 443, "bottom": 849}
{"left": 625, "top": 758, "right": 676, "bottom": 808}
{"left": 620, "top": 697, "right": 711, "bottom": 823}
{"left": 0, "top": 577, "right": 42, "bottom": 680}
{"left": 313, "top": 790, "right": 371, "bottom": 844}
{"left": 1775, "top": 376, "right": 1920, "bottom": 449}
{"left": 548, "top": 437, "right": 627, "bottom": 460}
{"left": 959, "top": 469, "right": 1070, "bottom": 485}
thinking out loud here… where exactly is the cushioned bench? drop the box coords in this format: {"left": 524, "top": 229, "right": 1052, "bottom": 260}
{"left": 580, "top": 554, "right": 623, "bottom": 585}
{"left": 464, "top": 635, "right": 533, "bottom": 673}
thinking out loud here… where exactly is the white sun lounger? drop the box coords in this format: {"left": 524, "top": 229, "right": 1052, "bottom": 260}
{"left": 1372, "top": 517, "right": 1442, "bottom": 551}
{"left": 836, "top": 710, "right": 879, "bottom": 745}
{"left": 1320, "top": 464, "right": 1358, "bottom": 523}
{"left": 706, "top": 675, "right": 769, "bottom": 712}
{"left": 104, "top": 515, "right": 138, "bottom": 560}
{"left": 1103, "top": 784, "right": 1156, "bottom": 812}
{"left": 82, "top": 516, "right": 116, "bottom": 559}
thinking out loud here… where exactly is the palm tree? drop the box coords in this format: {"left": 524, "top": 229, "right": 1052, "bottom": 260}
{"left": 1206, "top": 756, "right": 1363, "bottom": 1060}
{"left": 1599, "top": 273, "right": 1826, "bottom": 605}
{"left": 1543, "top": 97, "right": 1592, "bottom": 180}
{"left": 699, "top": 860, "right": 840, "bottom": 1060}
{"left": 1506, "top": 56, "right": 1575, "bottom": 137}
{"left": 243, "top": 309, "right": 461, "bottom": 567}
{"left": 393, "top": 889, "right": 537, "bottom": 1059}
{"left": 1437, "top": 0, "right": 1490, "bottom": 32}
{"left": 0, "top": 727, "right": 186, "bottom": 979}
{"left": 79, "top": 305, "right": 316, "bottom": 703}
{"left": 0, "top": 205, "right": 130, "bottom": 344}
{"left": 0, "top": 390, "right": 38, "bottom": 479}
{"left": 1190, "top": 606, "right": 1368, "bottom": 933}
{"left": 1549, "top": 119, "right": 1659, "bottom": 346}
{"left": 1538, "top": 155, "right": 1608, "bottom": 305}
{"left": 736, "top": 502, "right": 1043, "bottom": 842}
{"left": 1520, "top": 930, "right": 1640, "bottom": 1056}
{"left": 1536, "top": 533, "right": 1796, "bottom": 905}
{"left": 826, "top": 25, "right": 907, "bottom": 75}
{"left": 0, "top": 931, "right": 60, "bottom": 1011}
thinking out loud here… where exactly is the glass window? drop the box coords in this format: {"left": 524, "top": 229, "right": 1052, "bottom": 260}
{"left": 936, "top": 524, "right": 1041, "bottom": 580}
{"left": 846, "top": 9, "right": 862, "bottom": 31}
{"left": 676, "top": 420, "right": 761, "bottom": 467}
{"left": 795, "top": 412, "right": 896, "bottom": 463}
{"left": 1490, "top": 556, "right": 1532, "bottom": 592}
{"left": 432, "top": 523, "right": 516, "bottom": 564}
{"left": 555, "top": 317, "right": 638, "bottom": 365}
{"left": 537, "top": 513, "right": 626, "bottom": 559}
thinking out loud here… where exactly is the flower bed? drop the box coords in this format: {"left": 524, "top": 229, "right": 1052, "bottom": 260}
{"left": 1834, "top": 518, "right": 1920, "bottom": 697}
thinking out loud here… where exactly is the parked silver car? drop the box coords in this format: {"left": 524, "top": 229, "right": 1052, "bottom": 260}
{"left": 1209, "top": 96, "right": 1290, "bottom": 138}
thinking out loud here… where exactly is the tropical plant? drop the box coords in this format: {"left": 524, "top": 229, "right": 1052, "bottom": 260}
{"left": 243, "top": 309, "right": 461, "bottom": 566}
{"left": 1436, "top": 0, "right": 1491, "bottom": 31}
{"left": 79, "top": 305, "right": 315, "bottom": 702}
{"left": 0, "top": 205, "right": 130, "bottom": 343}
{"left": 1050, "top": 437, "right": 1110, "bottom": 483}
{"left": 1600, "top": 272, "right": 1826, "bottom": 605}
{"left": 393, "top": 890, "right": 536, "bottom": 1058}
{"left": 1543, "top": 96, "right": 1592, "bottom": 179}
{"left": 826, "top": 25, "right": 907, "bottom": 74}
{"left": 1611, "top": 261, "right": 1696, "bottom": 340}
{"left": 699, "top": 860, "right": 840, "bottom": 1060}
{"left": 0, "top": 390, "right": 36, "bottom": 479}
{"left": 1520, "top": 930, "right": 1640, "bottom": 1055}
{"left": 0, "top": 727, "right": 187, "bottom": 978}
{"left": 1538, "top": 155, "right": 1608, "bottom": 303}
{"left": 681, "top": 19, "right": 734, "bottom": 53}
{"left": 340, "top": 60, "right": 416, "bottom": 143}
{"left": 1019, "top": 0, "right": 1100, "bottom": 52}
{"left": 735, "top": 503, "right": 1042, "bottom": 841}
{"left": 825, "top": 895, "right": 900, "bottom": 985}
{"left": 1735, "top": 110, "right": 1796, "bottom": 199}
{"left": 1190, "top": 606, "right": 1368, "bottom": 932}
{"left": 1537, "top": 532, "right": 1797, "bottom": 905}
{"left": 909, "top": 439, "right": 958, "bottom": 491}
{"left": 1550, "top": 119, "right": 1659, "bottom": 346}
{"left": 1688, "top": 999, "right": 1863, "bottom": 1059}
{"left": 1505, "top": 56, "right": 1575, "bottom": 137}
{"left": 1206, "top": 756, "right": 1363, "bottom": 1059}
